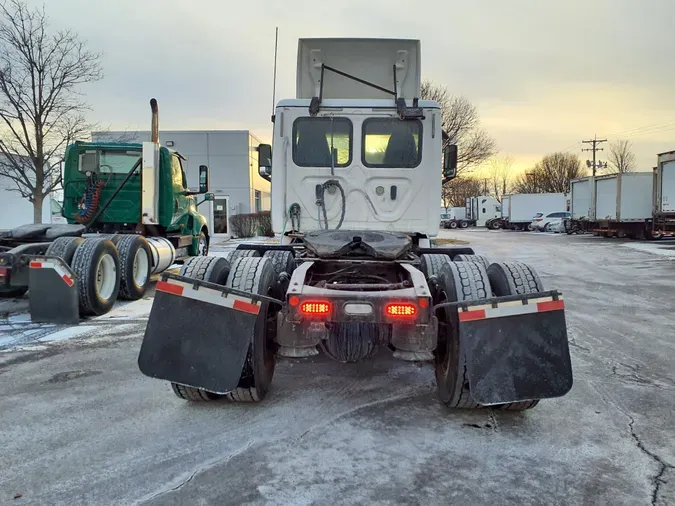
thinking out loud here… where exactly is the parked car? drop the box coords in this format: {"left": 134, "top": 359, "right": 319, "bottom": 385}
{"left": 531, "top": 211, "right": 571, "bottom": 232}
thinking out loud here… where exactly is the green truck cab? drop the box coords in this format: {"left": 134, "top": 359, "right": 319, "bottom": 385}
{"left": 62, "top": 141, "right": 211, "bottom": 257}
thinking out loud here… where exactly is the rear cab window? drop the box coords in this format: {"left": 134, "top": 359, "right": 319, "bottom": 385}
{"left": 362, "top": 118, "right": 422, "bottom": 168}
{"left": 293, "top": 117, "right": 352, "bottom": 167}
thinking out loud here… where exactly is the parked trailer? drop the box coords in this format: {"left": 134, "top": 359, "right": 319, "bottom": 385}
{"left": 496, "top": 193, "right": 567, "bottom": 231}
{"left": 653, "top": 150, "right": 675, "bottom": 238}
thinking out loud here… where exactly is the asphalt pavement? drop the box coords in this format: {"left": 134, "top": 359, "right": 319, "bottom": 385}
{"left": 0, "top": 230, "right": 673, "bottom": 505}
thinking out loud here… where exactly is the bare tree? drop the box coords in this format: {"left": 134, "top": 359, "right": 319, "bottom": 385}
{"left": 513, "top": 153, "right": 585, "bottom": 193}
{"left": 441, "top": 183, "right": 453, "bottom": 213}
{"left": 607, "top": 140, "right": 636, "bottom": 174}
{"left": 421, "top": 80, "right": 496, "bottom": 176}
{"left": 442, "top": 177, "right": 482, "bottom": 208}
{"left": 488, "top": 155, "right": 514, "bottom": 200}
{"left": 0, "top": 0, "right": 102, "bottom": 223}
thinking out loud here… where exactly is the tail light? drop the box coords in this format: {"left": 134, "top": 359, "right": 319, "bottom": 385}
{"left": 300, "top": 301, "right": 332, "bottom": 315}
{"left": 535, "top": 218, "right": 543, "bottom": 221}
{"left": 385, "top": 303, "right": 417, "bottom": 318}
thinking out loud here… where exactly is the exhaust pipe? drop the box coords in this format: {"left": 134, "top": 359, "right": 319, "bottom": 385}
{"left": 150, "top": 98, "right": 159, "bottom": 144}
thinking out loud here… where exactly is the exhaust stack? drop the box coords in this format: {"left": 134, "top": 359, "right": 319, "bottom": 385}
{"left": 150, "top": 98, "right": 159, "bottom": 144}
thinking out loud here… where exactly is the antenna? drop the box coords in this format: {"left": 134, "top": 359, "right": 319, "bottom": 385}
{"left": 271, "top": 27, "right": 279, "bottom": 123}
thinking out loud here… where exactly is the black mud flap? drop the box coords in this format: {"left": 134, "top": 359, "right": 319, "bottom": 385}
{"left": 457, "top": 292, "right": 573, "bottom": 405}
{"left": 138, "top": 273, "right": 265, "bottom": 394}
{"left": 28, "top": 255, "right": 79, "bottom": 324}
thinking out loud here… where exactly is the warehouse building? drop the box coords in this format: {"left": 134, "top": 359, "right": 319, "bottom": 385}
{"left": 91, "top": 130, "right": 271, "bottom": 235}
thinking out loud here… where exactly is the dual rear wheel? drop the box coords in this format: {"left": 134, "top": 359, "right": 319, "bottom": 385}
{"left": 425, "top": 253, "right": 545, "bottom": 411}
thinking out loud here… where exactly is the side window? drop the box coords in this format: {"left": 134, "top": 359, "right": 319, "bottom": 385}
{"left": 362, "top": 118, "right": 422, "bottom": 168}
{"left": 171, "top": 156, "right": 186, "bottom": 190}
{"left": 293, "top": 117, "right": 352, "bottom": 167}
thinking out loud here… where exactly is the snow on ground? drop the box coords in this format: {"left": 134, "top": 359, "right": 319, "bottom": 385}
{"left": 621, "top": 241, "right": 675, "bottom": 258}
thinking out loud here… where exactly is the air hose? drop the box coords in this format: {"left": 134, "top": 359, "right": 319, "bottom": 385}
{"left": 315, "top": 179, "right": 346, "bottom": 230}
{"left": 74, "top": 175, "right": 106, "bottom": 223}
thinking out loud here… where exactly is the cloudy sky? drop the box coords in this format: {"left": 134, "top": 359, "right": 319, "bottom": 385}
{"left": 38, "top": 0, "right": 675, "bottom": 173}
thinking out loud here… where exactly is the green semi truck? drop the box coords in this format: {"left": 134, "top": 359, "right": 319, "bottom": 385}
{"left": 0, "top": 99, "right": 212, "bottom": 318}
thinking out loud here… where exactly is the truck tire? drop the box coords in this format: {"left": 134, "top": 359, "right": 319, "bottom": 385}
{"left": 197, "top": 230, "right": 209, "bottom": 256}
{"left": 171, "top": 383, "right": 220, "bottom": 402}
{"left": 71, "top": 239, "right": 120, "bottom": 316}
{"left": 490, "top": 220, "right": 501, "bottom": 230}
{"left": 225, "top": 249, "right": 260, "bottom": 265}
{"left": 169, "top": 255, "right": 232, "bottom": 402}
{"left": 117, "top": 235, "right": 152, "bottom": 300}
{"left": 420, "top": 254, "right": 451, "bottom": 299}
{"left": 486, "top": 261, "right": 545, "bottom": 411}
{"left": 262, "top": 250, "right": 295, "bottom": 299}
{"left": 45, "top": 237, "right": 85, "bottom": 266}
{"left": 225, "top": 256, "right": 277, "bottom": 402}
{"left": 454, "top": 253, "right": 490, "bottom": 271}
{"left": 434, "top": 261, "right": 491, "bottom": 409}
{"left": 449, "top": 220, "right": 458, "bottom": 229}
{"left": 179, "top": 255, "right": 231, "bottom": 286}
{"left": 459, "top": 220, "right": 469, "bottom": 228}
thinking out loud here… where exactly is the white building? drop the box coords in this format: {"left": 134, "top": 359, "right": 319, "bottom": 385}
{"left": 91, "top": 130, "right": 271, "bottom": 234}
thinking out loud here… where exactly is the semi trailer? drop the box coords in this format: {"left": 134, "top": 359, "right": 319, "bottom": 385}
{"left": 137, "top": 37, "right": 573, "bottom": 410}
{"left": 491, "top": 193, "right": 567, "bottom": 231}
{"left": 566, "top": 151, "right": 675, "bottom": 239}
{"left": 0, "top": 100, "right": 212, "bottom": 321}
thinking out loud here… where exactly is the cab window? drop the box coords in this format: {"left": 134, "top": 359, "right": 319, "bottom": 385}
{"left": 171, "top": 155, "right": 186, "bottom": 189}
{"left": 362, "top": 118, "right": 422, "bottom": 168}
{"left": 293, "top": 117, "right": 352, "bottom": 167}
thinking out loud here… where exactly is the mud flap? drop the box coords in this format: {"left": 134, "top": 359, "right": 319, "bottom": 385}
{"left": 28, "top": 256, "right": 79, "bottom": 324}
{"left": 458, "top": 293, "right": 573, "bottom": 405}
{"left": 137, "top": 274, "right": 263, "bottom": 394}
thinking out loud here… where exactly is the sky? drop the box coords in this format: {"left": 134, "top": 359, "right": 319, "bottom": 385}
{"left": 35, "top": 0, "right": 675, "bottom": 175}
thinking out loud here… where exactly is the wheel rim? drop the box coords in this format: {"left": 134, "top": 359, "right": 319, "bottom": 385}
{"left": 96, "top": 253, "right": 117, "bottom": 300}
{"left": 132, "top": 248, "right": 149, "bottom": 287}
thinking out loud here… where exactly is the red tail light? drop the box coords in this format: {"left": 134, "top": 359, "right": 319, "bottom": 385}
{"left": 300, "top": 301, "right": 332, "bottom": 315}
{"left": 535, "top": 218, "right": 543, "bottom": 221}
{"left": 385, "top": 303, "right": 417, "bottom": 318}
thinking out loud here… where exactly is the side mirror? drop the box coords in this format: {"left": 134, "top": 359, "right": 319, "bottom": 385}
{"left": 258, "top": 143, "right": 272, "bottom": 181}
{"left": 199, "top": 165, "right": 209, "bottom": 193}
{"left": 443, "top": 144, "right": 458, "bottom": 181}
{"left": 203, "top": 192, "right": 214, "bottom": 201}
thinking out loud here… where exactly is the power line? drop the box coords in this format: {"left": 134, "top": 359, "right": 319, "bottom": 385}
{"left": 581, "top": 135, "right": 607, "bottom": 176}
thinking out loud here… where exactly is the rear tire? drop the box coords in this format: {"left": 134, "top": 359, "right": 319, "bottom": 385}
{"left": 419, "top": 254, "right": 451, "bottom": 300}
{"left": 491, "top": 220, "right": 501, "bottom": 230}
{"left": 544, "top": 223, "right": 551, "bottom": 232}
{"left": 46, "top": 237, "right": 85, "bottom": 266}
{"left": 459, "top": 220, "right": 469, "bottom": 229}
{"left": 454, "top": 253, "right": 490, "bottom": 271}
{"left": 262, "top": 250, "right": 295, "bottom": 299}
{"left": 171, "top": 383, "right": 221, "bottom": 402}
{"left": 179, "top": 255, "right": 231, "bottom": 285}
{"left": 434, "top": 261, "right": 491, "bottom": 408}
{"left": 449, "top": 221, "right": 458, "bottom": 229}
{"left": 71, "top": 239, "right": 120, "bottom": 316}
{"left": 117, "top": 235, "right": 152, "bottom": 300}
{"left": 226, "top": 249, "right": 260, "bottom": 265}
{"left": 170, "top": 255, "right": 232, "bottom": 401}
{"left": 486, "top": 261, "right": 544, "bottom": 411}
{"left": 225, "top": 257, "right": 277, "bottom": 402}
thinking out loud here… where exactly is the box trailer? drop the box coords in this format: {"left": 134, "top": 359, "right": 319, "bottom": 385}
{"left": 501, "top": 193, "right": 567, "bottom": 231}
{"left": 653, "top": 150, "right": 675, "bottom": 237}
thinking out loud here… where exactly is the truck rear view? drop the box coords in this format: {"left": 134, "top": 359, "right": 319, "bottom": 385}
{"left": 137, "top": 37, "right": 573, "bottom": 411}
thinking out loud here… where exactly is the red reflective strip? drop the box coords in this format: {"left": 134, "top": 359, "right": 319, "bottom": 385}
{"left": 459, "top": 309, "right": 486, "bottom": 322}
{"left": 62, "top": 275, "right": 74, "bottom": 287}
{"left": 30, "top": 261, "right": 42, "bottom": 268}
{"left": 233, "top": 299, "right": 260, "bottom": 315}
{"left": 537, "top": 300, "right": 565, "bottom": 313}
{"left": 156, "top": 280, "right": 184, "bottom": 296}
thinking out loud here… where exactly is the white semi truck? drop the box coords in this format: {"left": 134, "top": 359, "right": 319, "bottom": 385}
{"left": 137, "top": 38, "right": 572, "bottom": 411}
{"left": 465, "top": 195, "right": 501, "bottom": 228}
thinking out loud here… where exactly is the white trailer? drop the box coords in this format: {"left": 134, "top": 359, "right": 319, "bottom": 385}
{"left": 503, "top": 193, "right": 567, "bottom": 231}
{"left": 501, "top": 196, "right": 510, "bottom": 218}
{"left": 652, "top": 150, "right": 675, "bottom": 237}
{"left": 570, "top": 177, "right": 593, "bottom": 221}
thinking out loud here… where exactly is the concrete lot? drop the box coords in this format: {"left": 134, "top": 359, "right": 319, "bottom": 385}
{"left": 0, "top": 230, "right": 673, "bottom": 505}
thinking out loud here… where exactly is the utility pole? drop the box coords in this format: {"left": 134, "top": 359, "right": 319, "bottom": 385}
{"left": 483, "top": 178, "right": 489, "bottom": 195}
{"left": 582, "top": 135, "right": 607, "bottom": 176}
